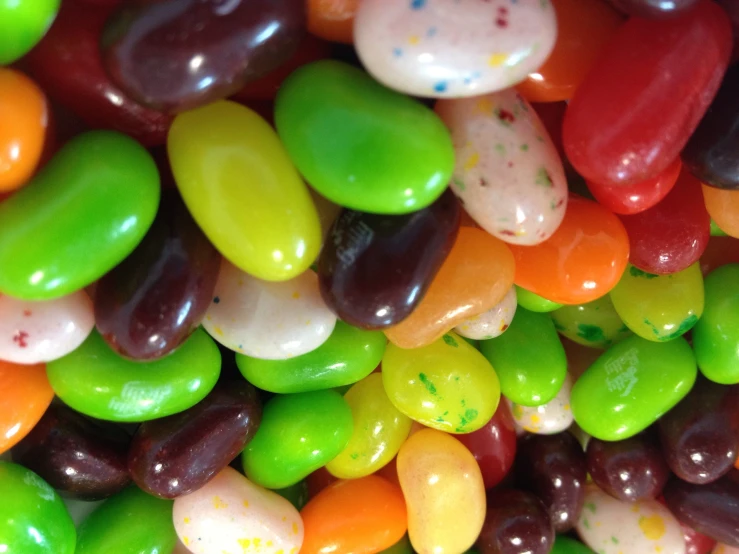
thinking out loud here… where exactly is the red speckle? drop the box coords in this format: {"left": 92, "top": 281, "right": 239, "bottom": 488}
{"left": 498, "top": 109, "right": 516, "bottom": 123}
{"left": 479, "top": 177, "right": 489, "bottom": 188}
{"left": 507, "top": 161, "right": 514, "bottom": 168}
{"left": 500, "top": 230, "right": 516, "bottom": 237}
{"left": 22, "top": 310, "right": 32, "bottom": 317}
{"left": 555, "top": 198, "right": 565, "bottom": 208}
{"left": 500, "top": 324, "right": 509, "bottom": 332}
{"left": 496, "top": 6, "right": 509, "bottom": 27}
{"left": 13, "top": 331, "right": 29, "bottom": 348}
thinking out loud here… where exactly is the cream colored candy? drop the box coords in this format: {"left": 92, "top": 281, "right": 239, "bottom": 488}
{"left": 455, "top": 286, "right": 517, "bottom": 340}
{"left": 509, "top": 373, "right": 573, "bottom": 435}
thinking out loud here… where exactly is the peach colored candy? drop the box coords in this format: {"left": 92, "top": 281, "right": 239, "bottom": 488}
{"left": 0, "top": 360, "right": 54, "bottom": 453}
{"left": 308, "top": 0, "right": 357, "bottom": 44}
{"left": 703, "top": 184, "right": 739, "bottom": 238}
{"left": 397, "top": 428, "right": 486, "bottom": 554}
{"left": 385, "top": 227, "right": 515, "bottom": 349}
{"left": 455, "top": 286, "right": 517, "bottom": 340}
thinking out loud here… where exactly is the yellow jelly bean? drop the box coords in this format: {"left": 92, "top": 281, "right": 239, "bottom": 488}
{"left": 382, "top": 332, "right": 500, "bottom": 434}
{"left": 397, "top": 429, "right": 485, "bottom": 554}
{"left": 168, "top": 100, "right": 321, "bottom": 281}
{"left": 326, "top": 373, "right": 412, "bottom": 479}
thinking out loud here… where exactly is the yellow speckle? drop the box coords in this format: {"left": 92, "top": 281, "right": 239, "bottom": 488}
{"left": 238, "top": 538, "right": 251, "bottom": 550}
{"left": 460, "top": 325, "right": 470, "bottom": 331}
{"left": 292, "top": 522, "right": 299, "bottom": 535}
{"left": 408, "top": 35, "right": 420, "bottom": 45}
{"left": 276, "top": 550, "right": 285, "bottom": 554}
{"left": 214, "top": 326, "right": 224, "bottom": 336}
{"left": 639, "top": 515, "right": 666, "bottom": 540}
{"left": 595, "top": 521, "right": 602, "bottom": 527}
{"left": 206, "top": 315, "right": 212, "bottom": 321}
{"left": 292, "top": 291, "right": 301, "bottom": 299}
{"left": 488, "top": 53, "right": 508, "bottom": 67}
{"left": 530, "top": 414, "right": 541, "bottom": 424}
{"left": 305, "top": 320, "right": 311, "bottom": 326}
{"left": 213, "top": 495, "right": 228, "bottom": 509}
{"left": 266, "top": 541, "right": 273, "bottom": 547}
{"left": 512, "top": 404, "right": 524, "bottom": 419}
{"left": 183, "top": 537, "right": 191, "bottom": 546}
{"left": 476, "top": 98, "right": 494, "bottom": 113}
{"left": 183, "top": 517, "right": 191, "bottom": 524}
{"left": 254, "top": 538, "right": 262, "bottom": 549}
{"left": 243, "top": 500, "right": 249, "bottom": 508}
{"left": 463, "top": 152, "right": 480, "bottom": 171}
{"left": 290, "top": 549, "right": 298, "bottom": 554}
{"left": 564, "top": 404, "right": 571, "bottom": 411}
{"left": 238, "top": 279, "right": 244, "bottom": 286}
{"left": 655, "top": 547, "right": 663, "bottom": 553}
{"left": 282, "top": 516, "right": 287, "bottom": 522}
{"left": 631, "top": 504, "right": 641, "bottom": 513}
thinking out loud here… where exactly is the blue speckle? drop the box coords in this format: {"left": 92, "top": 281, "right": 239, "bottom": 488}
{"left": 410, "top": 0, "right": 426, "bottom": 9}
{"left": 238, "top": 344, "right": 243, "bottom": 349}
{"left": 433, "top": 81, "right": 448, "bottom": 93}
{"left": 213, "top": 296, "right": 220, "bottom": 304}
{"left": 392, "top": 47, "right": 403, "bottom": 57}
{"left": 427, "top": 26, "right": 438, "bottom": 37}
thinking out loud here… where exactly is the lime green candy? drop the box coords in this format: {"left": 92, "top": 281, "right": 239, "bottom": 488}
{"left": 571, "top": 335, "right": 697, "bottom": 441}
{"left": 610, "top": 264, "right": 703, "bottom": 342}
{"left": 551, "top": 536, "right": 596, "bottom": 554}
{"left": 0, "top": 131, "right": 159, "bottom": 300}
{"left": 0, "top": 0, "right": 59, "bottom": 64}
{"left": 46, "top": 329, "right": 220, "bottom": 422}
{"left": 516, "top": 286, "right": 563, "bottom": 313}
{"left": 275, "top": 60, "right": 454, "bottom": 214}
{"left": 242, "top": 390, "right": 353, "bottom": 489}
{"left": 693, "top": 264, "right": 739, "bottom": 384}
{"left": 76, "top": 487, "right": 175, "bottom": 554}
{"left": 236, "top": 321, "right": 386, "bottom": 393}
{"left": 0, "top": 462, "right": 75, "bottom": 554}
{"left": 551, "top": 294, "right": 631, "bottom": 349}
{"left": 480, "top": 307, "right": 567, "bottom": 406}
{"left": 710, "top": 219, "right": 728, "bottom": 236}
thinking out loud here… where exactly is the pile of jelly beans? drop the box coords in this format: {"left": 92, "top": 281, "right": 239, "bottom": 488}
{"left": 3, "top": 0, "right": 739, "bottom": 552}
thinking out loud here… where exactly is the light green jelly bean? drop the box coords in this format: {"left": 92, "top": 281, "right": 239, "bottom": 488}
{"left": 46, "top": 329, "right": 220, "bottom": 422}
{"left": 0, "top": 462, "right": 75, "bottom": 554}
{"left": 551, "top": 536, "right": 596, "bottom": 554}
{"left": 236, "top": 321, "right": 386, "bottom": 393}
{"left": 516, "top": 286, "right": 563, "bottom": 313}
{"left": 0, "top": 0, "right": 59, "bottom": 64}
{"left": 241, "top": 390, "right": 353, "bottom": 489}
{"left": 609, "top": 264, "right": 703, "bottom": 342}
{"left": 551, "top": 294, "right": 631, "bottom": 349}
{"left": 571, "top": 335, "right": 697, "bottom": 441}
{"left": 480, "top": 307, "right": 567, "bottom": 406}
{"left": 75, "top": 487, "right": 175, "bottom": 554}
{"left": 275, "top": 60, "right": 455, "bottom": 214}
{"left": 693, "top": 263, "right": 739, "bottom": 384}
{"left": 0, "top": 131, "right": 160, "bottom": 300}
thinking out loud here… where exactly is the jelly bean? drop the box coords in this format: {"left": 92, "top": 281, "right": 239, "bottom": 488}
{"left": 94, "top": 193, "right": 220, "bottom": 360}
{"left": 273, "top": 480, "right": 310, "bottom": 511}
{"left": 307, "top": 0, "right": 356, "bottom": 43}
{"left": 205, "top": 261, "right": 336, "bottom": 359}
{"left": 619, "top": 170, "right": 710, "bottom": 274}
{"left": 480, "top": 307, "right": 567, "bottom": 406}
{"left": 128, "top": 382, "right": 261, "bottom": 498}
{"left": 586, "top": 430, "right": 670, "bottom": 502}
{"left": 0, "top": 0, "right": 58, "bottom": 64}
{"left": 385, "top": 227, "right": 515, "bottom": 348}
{"left": 300, "top": 476, "right": 407, "bottom": 554}
{"left": 455, "top": 287, "right": 517, "bottom": 341}
{"left": 571, "top": 335, "right": 697, "bottom": 440}
{"left": 0, "top": 361, "right": 53, "bottom": 453}
{"left": 275, "top": 60, "right": 454, "bottom": 214}
{"left": 0, "top": 461, "right": 75, "bottom": 554}
{"left": 0, "top": 69, "right": 48, "bottom": 192}
{"left": 383, "top": 332, "right": 500, "bottom": 433}
{"left": 101, "top": 0, "right": 304, "bottom": 113}
{"left": 398, "top": 429, "right": 486, "bottom": 554}
{"left": 436, "top": 91, "right": 567, "bottom": 245}
{"left": 24, "top": 2, "right": 172, "bottom": 146}
{"left": 692, "top": 264, "right": 739, "bottom": 384}
{"left": 516, "top": 286, "right": 563, "bottom": 313}
{"left": 354, "top": 0, "right": 556, "bottom": 98}
{"left": 0, "top": 291, "right": 94, "bottom": 364}
{"left": 456, "top": 401, "right": 517, "bottom": 489}
{"left": 703, "top": 186, "right": 739, "bottom": 239}
{"left": 242, "top": 390, "right": 353, "bottom": 488}
{"left": 663, "top": 470, "right": 739, "bottom": 547}
{"left": 0, "top": 131, "right": 159, "bottom": 300}
{"left": 610, "top": 263, "right": 704, "bottom": 342}
{"left": 715, "top": 546, "right": 739, "bottom": 554}
{"left": 326, "top": 374, "right": 411, "bottom": 479}
{"left": 576, "top": 484, "right": 686, "bottom": 554}
{"left": 562, "top": 0, "right": 731, "bottom": 187}
{"left": 508, "top": 196, "right": 630, "bottom": 305}
{"left": 682, "top": 522, "right": 718, "bottom": 554}
{"left": 551, "top": 536, "right": 596, "bottom": 554}
{"left": 477, "top": 489, "right": 554, "bottom": 554}
{"left": 606, "top": 0, "right": 698, "bottom": 16}
{"left": 517, "top": 0, "right": 622, "bottom": 103}
{"left": 47, "top": 329, "right": 220, "bottom": 422}
{"left": 11, "top": 404, "right": 131, "bottom": 500}
{"left": 658, "top": 376, "right": 739, "bottom": 484}
{"left": 700, "top": 236, "right": 739, "bottom": 276}
{"left": 509, "top": 373, "right": 574, "bottom": 434}
{"left": 318, "top": 190, "right": 460, "bottom": 329}
{"left": 173, "top": 466, "right": 304, "bottom": 554}
{"left": 551, "top": 295, "right": 631, "bottom": 350}
{"left": 169, "top": 101, "right": 321, "bottom": 281}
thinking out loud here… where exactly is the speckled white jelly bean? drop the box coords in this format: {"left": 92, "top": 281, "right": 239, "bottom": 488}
{"left": 203, "top": 260, "right": 336, "bottom": 360}
{"left": 509, "top": 373, "right": 573, "bottom": 434}
{"left": 455, "top": 286, "right": 517, "bottom": 340}
{"left": 354, "top": 0, "right": 557, "bottom": 98}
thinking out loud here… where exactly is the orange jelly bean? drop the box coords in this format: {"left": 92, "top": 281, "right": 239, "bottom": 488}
{"left": 307, "top": 0, "right": 357, "bottom": 44}
{"left": 702, "top": 184, "right": 739, "bottom": 238}
{"left": 385, "top": 227, "right": 515, "bottom": 349}
{"left": 508, "top": 195, "right": 630, "bottom": 305}
{"left": 0, "top": 360, "right": 54, "bottom": 453}
{"left": 0, "top": 68, "right": 48, "bottom": 192}
{"left": 300, "top": 475, "right": 407, "bottom": 554}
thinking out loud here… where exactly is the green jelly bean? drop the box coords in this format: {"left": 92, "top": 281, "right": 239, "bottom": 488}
{"left": 551, "top": 294, "right": 631, "bottom": 349}
{"left": 236, "top": 321, "right": 386, "bottom": 393}
{"left": 710, "top": 219, "right": 728, "bottom": 236}
{"left": 0, "top": 462, "right": 75, "bottom": 554}
{"left": 275, "top": 60, "right": 455, "bottom": 214}
{"left": 693, "top": 264, "right": 739, "bottom": 384}
{"left": 241, "top": 390, "right": 353, "bottom": 489}
{"left": 380, "top": 534, "right": 414, "bottom": 554}
{"left": 0, "top": 0, "right": 59, "bottom": 64}
{"left": 273, "top": 480, "right": 310, "bottom": 511}
{"left": 47, "top": 329, "right": 220, "bottom": 422}
{"left": 551, "top": 535, "right": 596, "bottom": 554}
{"left": 571, "top": 335, "right": 697, "bottom": 441}
{"left": 480, "top": 307, "right": 567, "bottom": 406}
{"left": 76, "top": 487, "right": 175, "bottom": 554}
{"left": 516, "top": 286, "right": 563, "bottom": 313}
{"left": 0, "top": 131, "right": 159, "bottom": 300}
{"left": 610, "top": 264, "right": 703, "bottom": 342}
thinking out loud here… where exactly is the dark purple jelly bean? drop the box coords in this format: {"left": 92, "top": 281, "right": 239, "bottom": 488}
{"left": 477, "top": 489, "right": 554, "bottom": 554}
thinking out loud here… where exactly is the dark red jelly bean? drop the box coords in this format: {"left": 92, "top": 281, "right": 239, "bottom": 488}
{"left": 101, "top": 0, "right": 305, "bottom": 113}
{"left": 456, "top": 401, "right": 517, "bottom": 490}
{"left": 128, "top": 382, "right": 261, "bottom": 499}
{"left": 586, "top": 429, "right": 670, "bottom": 502}
{"left": 514, "top": 432, "right": 587, "bottom": 532}
{"left": 11, "top": 404, "right": 131, "bottom": 501}
{"left": 94, "top": 192, "right": 221, "bottom": 361}
{"left": 477, "top": 489, "right": 554, "bottom": 554}
{"left": 605, "top": 0, "right": 698, "bottom": 17}
{"left": 317, "top": 189, "right": 460, "bottom": 330}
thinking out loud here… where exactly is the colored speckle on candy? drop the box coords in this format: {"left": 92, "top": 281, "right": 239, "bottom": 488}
{"left": 488, "top": 53, "right": 508, "bottom": 67}
{"left": 433, "top": 81, "right": 448, "bottom": 93}
{"left": 629, "top": 266, "right": 659, "bottom": 279}
{"left": 442, "top": 334, "right": 458, "bottom": 347}
{"left": 418, "top": 373, "right": 437, "bottom": 395}
{"left": 577, "top": 324, "right": 606, "bottom": 343}
{"left": 464, "top": 152, "right": 480, "bottom": 170}
{"left": 212, "top": 495, "right": 228, "bottom": 509}
{"left": 410, "top": 0, "right": 426, "bottom": 8}
{"left": 213, "top": 296, "right": 220, "bottom": 304}
{"left": 12, "top": 330, "right": 29, "bottom": 348}
{"left": 638, "top": 515, "right": 666, "bottom": 540}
